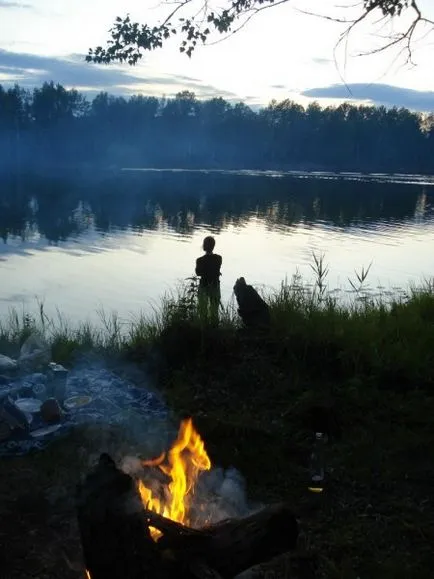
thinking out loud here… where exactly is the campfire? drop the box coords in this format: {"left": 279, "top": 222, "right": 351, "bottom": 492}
{"left": 77, "top": 418, "right": 299, "bottom": 579}
{"left": 137, "top": 417, "right": 211, "bottom": 539}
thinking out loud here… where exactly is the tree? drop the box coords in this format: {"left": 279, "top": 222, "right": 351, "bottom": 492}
{"left": 32, "top": 82, "right": 89, "bottom": 126}
{"left": 87, "top": 1, "right": 433, "bottom": 66}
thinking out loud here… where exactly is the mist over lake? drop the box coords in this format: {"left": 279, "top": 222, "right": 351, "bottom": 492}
{"left": 1, "top": 168, "right": 433, "bottom": 325}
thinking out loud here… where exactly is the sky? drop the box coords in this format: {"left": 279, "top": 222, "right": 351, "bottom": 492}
{"left": 1, "top": 0, "right": 434, "bottom": 110}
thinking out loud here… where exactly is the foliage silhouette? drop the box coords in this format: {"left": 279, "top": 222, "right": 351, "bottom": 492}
{"left": 86, "top": 1, "right": 433, "bottom": 65}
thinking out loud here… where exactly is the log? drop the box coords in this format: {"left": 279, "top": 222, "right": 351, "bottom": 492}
{"left": 76, "top": 453, "right": 167, "bottom": 579}
{"left": 154, "top": 503, "right": 298, "bottom": 578}
{"left": 76, "top": 454, "right": 298, "bottom": 579}
{"left": 207, "top": 503, "right": 298, "bottom": 577}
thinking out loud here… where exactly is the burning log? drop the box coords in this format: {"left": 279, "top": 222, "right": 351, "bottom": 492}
{"left": 150, "top": 501, "right": 299, "bottom": 578}
{"left": 76, "top": 453, "right": 165, "bottom": 579}
{"left": 77, "top": 453, "right": 298, "bottom": 579}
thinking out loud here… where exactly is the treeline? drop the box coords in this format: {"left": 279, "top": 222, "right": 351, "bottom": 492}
{"left": 1, "top": 82, "right": 433, "bottom": 173}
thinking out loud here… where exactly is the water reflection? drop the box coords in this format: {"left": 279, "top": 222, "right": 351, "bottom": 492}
{"left": 0, "top": 173, "right": 432, "bottom": 261}
{"left": 1, "top": 174, "right": 433, "bottom": 241}
{"left": 0, "top": 170, "right": 433, "bottom": 324}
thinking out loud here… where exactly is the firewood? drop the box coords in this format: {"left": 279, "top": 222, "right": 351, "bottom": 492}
{"left": 76, "top": 454, "right": 298, "bottom": 579}
{"left": 76, "top": 453, "right": 165, "bottom": 579}
{"left": 156, "top": 503, "right": 298, "bottom": 578}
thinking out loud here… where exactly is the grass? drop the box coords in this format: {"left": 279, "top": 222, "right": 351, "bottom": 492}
{"left": 1, "top": 258, "right": 434, "bottom": 578}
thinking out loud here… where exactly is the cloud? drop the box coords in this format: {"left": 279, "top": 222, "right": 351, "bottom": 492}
{"left": 0, "top": 49, "right": 237, "bottom": 100}
{"left": 0, "top": 1, "right": 32, "bottom": 7}
{"left": 301, "top": 83, "right": 434, "bottom": 112}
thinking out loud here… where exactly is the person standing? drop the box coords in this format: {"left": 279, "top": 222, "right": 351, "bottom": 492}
{"left": 195, "top": 236, "right": 222, "bottom": 323}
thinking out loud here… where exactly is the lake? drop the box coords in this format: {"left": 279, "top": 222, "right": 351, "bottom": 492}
{"left": 1, "top": 168, "right": 433, "bottom": 327}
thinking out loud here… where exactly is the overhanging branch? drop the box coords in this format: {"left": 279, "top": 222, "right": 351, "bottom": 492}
{"left": 86, "top": 0, "right": 434, "bottom": 65}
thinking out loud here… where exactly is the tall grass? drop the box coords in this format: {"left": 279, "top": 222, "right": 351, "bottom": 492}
{"left": 0, "top": 257, "right": 433, "bottom": 384}
{"left": 0, "top": 302, "right": 128, "bottom": 364}
{"left": 266, "top": 259, "right": 434, "bottom": 389}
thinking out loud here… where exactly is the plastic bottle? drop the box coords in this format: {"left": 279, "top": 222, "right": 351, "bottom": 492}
{"left": 47, "top": 363, "right": 69, "bottom": 406}
{"left": 308, "top": 431, "right": 326, "bottom": 493}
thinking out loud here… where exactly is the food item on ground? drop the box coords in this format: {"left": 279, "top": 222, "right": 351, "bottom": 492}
{"left": 64, "top": 395, "right": 92, "bottom": 410}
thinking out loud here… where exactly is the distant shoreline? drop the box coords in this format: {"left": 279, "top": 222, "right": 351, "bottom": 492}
{"left": 2, "top": 164, "right": 434, "bottom": 186}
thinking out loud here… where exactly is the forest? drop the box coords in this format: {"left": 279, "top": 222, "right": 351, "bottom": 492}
{"left": 1, "top": 81, "right": 433, "bottom": 174}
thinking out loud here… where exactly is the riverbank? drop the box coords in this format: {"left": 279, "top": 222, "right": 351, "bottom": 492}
{"left": 1, "top": 276, "right": 434, "bottom": 578}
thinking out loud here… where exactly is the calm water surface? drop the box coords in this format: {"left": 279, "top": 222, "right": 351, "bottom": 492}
{"left": 1, "top": 169, "right": 433, "bottom": 326}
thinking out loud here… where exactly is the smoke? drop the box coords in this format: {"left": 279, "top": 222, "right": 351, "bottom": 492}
{"left": 120, "top": 454, "right": 259, "bottom": 528}
{"left": 67, "top": 357, "right": 255, "bottom": 526}
{"left": 192, "top": 466, "right": 251, "bottom": 524}
{"left": 120, "top": 455, "right": 143, "bottom": 475}
{"left": 192, "top": 468, "right": 255, "bottom": 526}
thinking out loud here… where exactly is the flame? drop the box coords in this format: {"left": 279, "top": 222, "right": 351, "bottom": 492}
{"left": 85, "top": 571, "right": 91, "bottom": 579}
{"left": 138, "top": 418, "right": 211, "bottom": 539}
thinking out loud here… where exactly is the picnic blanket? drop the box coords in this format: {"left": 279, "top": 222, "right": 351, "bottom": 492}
{"left": 0, "top": 366, "right": 167, "bottom": 457}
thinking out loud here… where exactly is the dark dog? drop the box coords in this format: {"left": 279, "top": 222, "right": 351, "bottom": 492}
{"left": 233, "top": 277, "right": 271, "bottom": 328}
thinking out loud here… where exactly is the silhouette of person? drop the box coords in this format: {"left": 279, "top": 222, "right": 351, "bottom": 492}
{"left": 195, "top": 236, "right": 222, "bottom": 322}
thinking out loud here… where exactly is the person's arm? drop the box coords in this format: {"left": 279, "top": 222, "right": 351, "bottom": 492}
{"left": 217, "top": 254, "right": 222, "bottom": 275}
{"left": 195, "top": 258, "right": 203, "bottom": 277}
